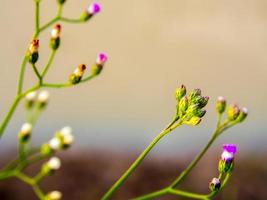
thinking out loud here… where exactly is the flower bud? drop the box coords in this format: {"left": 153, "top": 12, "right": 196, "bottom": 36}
{"left": 28, "top": 39, "right": 39, "bottom": 64}
{"left": 91, "top": 53, "right": 108, "bottom": 76}
{"left": 48, "top": 137, "right": 61, "bottom": 151}
{"left": 50, "top": 24, "right": 61, "bottom": 50}
{"left": 37, "top": 91, "right": 50, "bottom": 109}
{"left": 194, "top": 109, "right": 206, "bottom": 118}
{"left": 219, "top": 144, "right": 237, "bottom": 173}
{"left": 175, "top": 85, "right": 186, "bottom": 101}
{"left": 80, "top": 2, "right": 101, "bottom": 21}
{"left": 42, "top": 157, "right": 61, "bottom": 175}
{"left": 209, "top": 178, "right": 221, "bottom": 192}
{"left": 60, "top": 126, "right": 74, "bottom": 148}
{"left": 178, "top": 96, "right": 188, "bottom": 115}
{"left": 227, "top": 104, "right": 240, "bottom": 121}
{"left": 188, "top": 89, "right": 201, "bottom": 100}
{"left": 185, "top": 116, "right": 202, "bottom": 126}
{"left": 235, "top": 107, "right": 248, "bottom": 123}
{"left": 197, "top": 96, "right": 209, "bottom": 108}
{"left": 25, "top": 91, "right": 37, "bottom": 109}
{"left": 47, "top": 191, "right": 62, "bottom": 200}
{"left": 57, "top": 0, "right": 66, "bottom": 5}
{"left": 69, "top": 64, "right": 86, "bottom": 84}
{"left": 40, "top": 143, "right": 54, "bottom": 156}
{"left": 18, "top": 123, "right": 33, "bottom": 143}
{"left": 216, "top": 96, "right": 226, "bottom": 114}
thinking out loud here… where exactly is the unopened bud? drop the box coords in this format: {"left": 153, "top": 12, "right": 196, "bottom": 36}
{"left": 188, "top": 89, "right": 201, "bottom": 100}
{"left": 80, "top": 2, "right": 101, "bottom": 21}
{"left": 50, "top": 24, "right": 61, "bottom": 50}
{"left": 227, "top": 104, "right": 240, "bottom": 121}
{"left": 69, "top": 64, "right": 86, "bottom": 84}
{"left": 219, "top": 144, "right": 237, "bottom": 173}
{"left": 37, "top": 91, "right": 50, "bottom": 109}
{"left": 91, "top": 53, "right": 108, "bottom": 75}
{"left": 18, "top": 123, "right": 33, "bottom": 142}
{"left": 178, "top": 96, "right": 188, "bottom": 115}
{"left": 47, "top": 191, "right": 62, "bottom": 200}
{"left": 175, "top": 85, "right": 186, "bottom": 101}
{"left": 42, "top": 157, "right": 61, "bottom": 175}
{"left": 40, "top": 143, "right": 54, "bottom": 156}
{"left": 209, "top": 178, "right": 221, "bottom": 192}
{"left": 185, "top": 116, "right": 202, "bottom": 126}
{"left": 25, "top": 91, "right": 37, "bottom": 109}
{"left": 235, "top": 107, "right": 248, "bottom": 123}
{"left": 28, "top": 39, "right": 39, "bottom": 64}
{"left": 216, "top": 96, "right": 226, "bottom": 114}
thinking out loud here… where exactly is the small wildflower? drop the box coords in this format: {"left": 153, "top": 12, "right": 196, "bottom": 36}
{"left": 50, "top": 24, "right": 61, "bottom": 50}
{"left": 227, "top": 104, "right": 240, "bottom": 121}
{"left": 91, "top": 52, "right": 108, "bottom": 76}
{"left": 42, "top": 157, "right": 61, "bottom": 175}
{"left": 216, "top": 96, "right": 226, "bottom": 114}
{"left": 80, "top": 2, "right": 101, "bottom": 21}
{"left": 25, "top": 91, "right": 37, "bottom": 109}
{"left": 69, "top": 64, "right": 86, "bottom": 84}
{"left": 37, "top": 91, "right": 50, "bottom": 109}
{"left": 18, "top": 123, "right": 33, "bottom": 142}
{"left": 47, "top": 191, "right": 62, "bottom": 200}
{"left": 28, "top": 39, "right": 39, "bottom": 64}
{"left": 219, "top": 144, "right": 237, "bottom": 173}
{"left": 175, "top": 84, "right": 186, "bottom": 101}
{"left": 209, "top": 177, "right": 221, "bottom": 191}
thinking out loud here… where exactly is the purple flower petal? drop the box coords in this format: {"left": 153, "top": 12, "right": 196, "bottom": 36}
{"left": 87, "top": 3, "right": 101, "bottom": 15}
{"left": 96, "top": 52, "right": 108, "bottom": 65}
{"left": 223, "top": 144, "right": 237, "bottom": 154}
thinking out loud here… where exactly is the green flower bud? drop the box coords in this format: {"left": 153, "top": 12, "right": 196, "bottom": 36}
{"left": 198, "top": 96, "right": 209, "bottom": 108}
{"left": 235, "top": 107, "right": 248, "bottom": 123}
{"left": 91, "top": 64, "right": 103, "bottom": 76}
{"left": 50, "top": 38, "right": 60, "bottom": 50}
{"left": 41, "top": 157, "right": 61, "bottom": 175}
{"left": 28, "top": 39, "right": 39, "bottom": 64}
{"left": 185, "top": 116, "right": 202, "bottom": 126}
{"left": 80, "top": 12, "right": 92, "bottom": 22}
{"left": 216, "top": 96, "right": 226, "bottom": 114}
{"left": 178, "top": 96, "right": 188, "bottom": 115}
{"left": 69, "top": 64, "right": 86, "bottom": 84}
{"left": 37, "top": 91, "right": 50, "bottom": 109}
{"left": 25, "top": 91, "right": 37, "bottom": 109}
{"left": 209, "top": 178, "right": 221, "bottom": 192}
{"left": 188, "top": 89, "right": 201, "bottom": 100}
{"left": 175, "top": 84, "right": 186, "bottom": 101}
{"left": 218, "top": 159, "right": 234, "bottom": 174}
{"left": 18, "top": 123, "right": 32, "bottom": 143}
{"left": 194, "top": 109, "right": 206, "bottom": 118}
{"left": 227, "top": 104, "right": 240, "bottom": 121}
{"left": 40, "top": 143, "right": 54, "bottom": 156}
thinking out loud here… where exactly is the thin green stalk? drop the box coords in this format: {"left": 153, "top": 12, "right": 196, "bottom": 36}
{"left": 32, "top": 184, "right": 46, "bottom": 200}
{"left": 17, "top": 55, "right": 28, "bottom": 94}
{"left": 39, "top": 17, "right": 60, "bottom": 32}
{"left": 168, "top": 188, "right": 208, "bottom": 200}
{"left": 31, "top": 63, "right": 42, "bottom": 83}
{"left": 41, "top": 50, "right": 56, "bottom": 77}
{"left": 34, "top": 0, "right": 40, "bottom": 36}
{"left": 132, "top": 188, "right": 169, "bottom": 200}
{"left": 101, "top": 120, "right": 179, "bottom": 200}
{"left": 61, "top": 17, "right": 83, "bottom": 23}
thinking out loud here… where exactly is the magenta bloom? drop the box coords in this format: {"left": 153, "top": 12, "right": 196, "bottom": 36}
{"left": 96, "top": 52, "right": 108, "bottom": 65}
{"left": 221, "top": 144, "right": 237, "bottom": 162}
{"left": 87, "top": 2, "right": 101, "bottom": 15}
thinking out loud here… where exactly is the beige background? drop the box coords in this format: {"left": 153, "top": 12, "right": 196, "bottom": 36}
{"left": 0, "top": 0, "right": 266, "bottom": 154}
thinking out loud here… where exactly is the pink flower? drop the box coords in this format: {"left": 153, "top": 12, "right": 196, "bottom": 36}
{"left": 87, "top": 2, "right": 101, "bottom": 15}
{"left": 96, "top": 52, "right": 108, "bottom": 65}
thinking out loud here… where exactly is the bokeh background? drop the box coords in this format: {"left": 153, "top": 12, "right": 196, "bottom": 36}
{"left": 0, "top": 0, "right": 266, "bottom": 199}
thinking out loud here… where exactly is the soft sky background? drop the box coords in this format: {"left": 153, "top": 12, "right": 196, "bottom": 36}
{"left": 0, "top": 0, "right": 266, "bottom": 156}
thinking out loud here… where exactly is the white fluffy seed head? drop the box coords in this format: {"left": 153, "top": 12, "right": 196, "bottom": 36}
{"left": 20, "top": 123, "right": 33, "bottom": 135}
{"left": 47, "top": 157, "right": 61, "bottom": 170}
{"left": 38, "top": 91, "right": 50, "bottom": 103}
{"left": 47, "top": 190, "right": 62, "bottom": 200}
{"left": 26, "top": 91, "right": 37, "bottom": 101}
{"left": 48, "top": 137, "right": 61, "bottom": 150}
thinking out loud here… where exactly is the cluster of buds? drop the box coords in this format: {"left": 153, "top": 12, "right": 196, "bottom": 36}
{"left": 18, "top": 123, "right": 33, "bottom": 143}
{"left": 69, "top": 64, "right": 87, "bottom": 84}
{"left": 28, "top": 39, "right": 39, "bottom": 64}
{"left": 25, "top": 90, "right": 50, "bottom": 109}
{"left": 50, "top": 24, "right": 61, "bottom": 50}
{"left": 41, "top": 126, "right": 74, "bottom": 156}
{"left": 46, "top": 191, "right": 62, "bottom": 200}
{"left": 216, "top": 96, "right": 248, "bottom": 123}
{"left": 218, "top": 144, "right": 237, "bottom": 174}
{"left": 91, "top": 52, "right": 108, "bottom": 76}
{"left": 175, "top": 85, "right": 209, "bottom": 126}
{"left": 80, "top": 2, "right": 101, "bottom": 21}
{"left": 41, "top": 157, "right": 61, "bottom": 175}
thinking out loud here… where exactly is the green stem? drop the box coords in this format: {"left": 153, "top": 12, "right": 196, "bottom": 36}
{"left": 31, "top": 63, "right": 42, "bottom": 83}
{"left": 17, "top": 55, "right": 28, "bottom": 94}
{"left": 34, "top": 0, "right": 40, "bottom": 36}
{"left": 168, "top": 188, "right": 208, "bottom": 200}
{"left": 39, "top": 17, "right": 60, "bottom": 32}
{"left": 101, "top": 120, "right": 179, "bottom": 200}
{"left": 41, "top": 50, "right": 56, "bottom": 77}
{"left": 61, "top": 17, "right": 83, "bottom": 23}
{"left": 132, "top": 188, "right": 169, "bottom": 200}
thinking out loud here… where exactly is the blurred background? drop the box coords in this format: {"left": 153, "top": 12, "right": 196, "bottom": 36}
{"left": 0, "top": 0, "right": 266, "bottom": 199}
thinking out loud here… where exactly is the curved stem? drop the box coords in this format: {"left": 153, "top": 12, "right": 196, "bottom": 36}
{"left": 41, "top": 50, "right": 56, "bottom": 77}
{"left": 31, "top": 63, "right": 42, "bottom": 83}
{"left": 17, "top": 55, "right": 28, "bottom": 95}
{"left": 101, "top": 120, "right": 180, "bottom": 200}
{"left": 168, "top": 188, "right": 209, "bottom": 200}
{"left": 61, "top": 17, "right": 83, "bottom": 23}
{"left": 132, "top": 188, "right": 169, "bottom": 200}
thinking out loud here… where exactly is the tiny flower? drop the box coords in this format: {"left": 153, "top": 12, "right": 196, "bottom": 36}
{"left": 87, "top": 2, "right": 101, "bottom": 15}
{"left": 227, "top": 104, "right": 240, "bottom": 121}
{"left": 209, "top": 177, "right": 221, "bottom": 191}
{"left": 80, "top": 2, "right": 101, "bottom": 21}
{"left": 69, "top": 64, "right": 87, "bottom": 84}
{"left": 221, "top": 144, "right": 237, "bottom": 162}
{"left": 47, "top": 157, "right": 61, "bottom": 170}
{"left": 47, "top": 190, "right": 62, "bottom": 200}
{"left": 48, "top": 137, "right": 61, "bottom": 150}
{"left": 235, "top": 107, "right": 248, "bottom": 123}
{"left": 175, "top": 84, "right": 186, "bottom": 101}
{"left": 216, "top": 96, "right": 226, "bottom": 114}
{"left": 25, "top": 91, "right": 37, "bottom": 108}
{"left": 91, "top": 53, "right": 108, "bottom": 75}
{"left": 60, "top": 126, "right": 74, "bottom": 146}
{"left": 51, "top": 24, "right": 61, "bottom": 39}
{"left": 28, "top": 39, "right": 39, "bottom": 64}
{"left": 18, "top": 123, "right": 33, "bottom": 142}
{"left": 37, "top": 91, "right": 50, "bottom": 108}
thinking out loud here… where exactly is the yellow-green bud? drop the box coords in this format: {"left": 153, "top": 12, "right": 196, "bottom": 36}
{"left": 227, "top": 104, "right": 240, "bottom": 121}
{"left": 209, "top": 178, "right": 221, "bottom": 192}
{"left": 175, "top": 84, "right": 186, "bottom": 101}
{"left": 40, "top": 143, "right": 54, "bottom": 156}
{"left": 18, "top": 123, "right": 32, "bottom": 143}
{"left": 185, "top": 116, "right": 202, "bottom": 126}
{"left": 235, "top": 107, "right": 248, "bottom": 123}
{"left": 188, "top": 89, "right": 201, "bottom": 100}
{"left": 25, "top": 91, "right": 37, "bottom": 109}
{"left": 216, "top": 96, "right": 226, "bottom": 114}
{"left": 41, "top": 157, "right": 61, "bottom": 175}
{"left": 178, "top": 96, "right": 188, "bottom": 115}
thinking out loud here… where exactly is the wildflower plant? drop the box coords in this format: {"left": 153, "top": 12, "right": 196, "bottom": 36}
{"left": 0, "top": 1, "right": 248, "bottom": 200}
{"left": 0, "top": 0, "right": 107, "bottom": 199}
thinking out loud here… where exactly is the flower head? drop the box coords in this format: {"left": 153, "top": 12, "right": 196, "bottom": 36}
{"left": 37, "top": 91, "right": 50, "bottom": 108}
{"left": 87, "top": 2, "right": 101, "bottom": 15}
{"left": 29, "top": 39, "right": 39, "bottom": 53}
{"left": 216, "top": 96, "right": 226, "bottom": 114}
{"left": 18, "top": 123, "right": 33, "bottom": 142}
{"left": 51, "top": 24, "right": 61, "bottom": 39}
{"left": 47, "top": 191, "right": 62, "bottom": 200}
{"left": 221, "top": 144, "right": 237, "bottom": 163}
{"left": 25, "top": 91, "right": 37, "bottom": 108}
{"left": 47, "top": 157, "right": 61, "bottom": 170}
{"left": 227, "top": 104, "right": 240, "bottom": 121}
{"left": 209, "top": 177, "right": 221, "bottom": 191}
{"left": 96, "top": 52, "right": 108, "bottom": 65}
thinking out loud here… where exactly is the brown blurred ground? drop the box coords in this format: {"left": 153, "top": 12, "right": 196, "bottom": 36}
{"left": 0, "top": 150, "right": 266, "bottom": 200}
